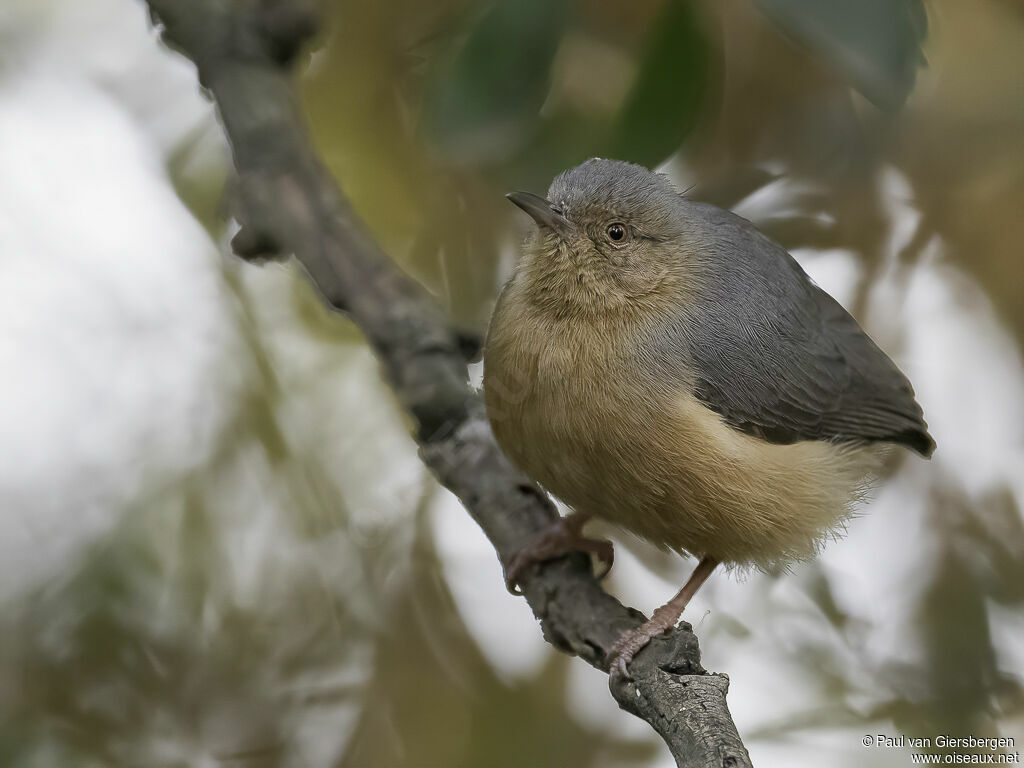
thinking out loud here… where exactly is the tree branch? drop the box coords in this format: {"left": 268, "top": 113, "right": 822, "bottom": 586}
{"left": 144, "top": 1, "right": 752, "bottom": 764}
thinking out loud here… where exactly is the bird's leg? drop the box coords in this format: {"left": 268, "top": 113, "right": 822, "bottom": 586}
{"left": 504, "top": 511, "right": 614, "bottom": 594}
{"left": 606, "top": 555, "right": 719, "bottom": 680}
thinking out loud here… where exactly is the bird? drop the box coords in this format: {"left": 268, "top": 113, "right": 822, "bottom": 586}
{"left": 482, "top": 158, "right": 934, "bottom": 678}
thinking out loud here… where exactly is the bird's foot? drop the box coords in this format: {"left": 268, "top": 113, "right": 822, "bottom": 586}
{"left": 504, "top": 513, "right": 613, "bottom": 594}
{"left": 605, "top": 616, "right": 676, "bottom": 682}
{"left": 605, "top": 556, "right": 720, "bottom": 681}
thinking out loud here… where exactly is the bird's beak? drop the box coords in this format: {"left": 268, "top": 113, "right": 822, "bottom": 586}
{"left": 506, "top": 191, "right": 573, "bottom": 235}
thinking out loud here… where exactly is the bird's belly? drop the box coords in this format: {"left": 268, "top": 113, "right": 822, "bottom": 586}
{"left": 486, "top": 338, "right": 878, "bottom": 568}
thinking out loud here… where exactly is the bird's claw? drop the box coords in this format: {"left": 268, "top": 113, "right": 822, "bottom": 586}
{"left": 605, "top": 622, "right": 670, "bottom": 682}
{"left": 609, "top": 652, "right": 632, "bottom": 683}
{"left": 503, "top": 518, "right": 614, "bottom": 594}
{"left": 503, "top": 549, "right": 537, "bottom": 595}
{"left": 591, "top": 539, "right": 615, "bottom": 580}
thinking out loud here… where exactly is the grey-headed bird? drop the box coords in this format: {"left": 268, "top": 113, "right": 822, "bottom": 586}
{"left": 484, "top": 158, "right": 934, "bottom": 677}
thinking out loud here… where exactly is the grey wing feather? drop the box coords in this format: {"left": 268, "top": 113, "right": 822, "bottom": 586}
{"left": 675, "top": 203, "right": 935, "bottom": 457}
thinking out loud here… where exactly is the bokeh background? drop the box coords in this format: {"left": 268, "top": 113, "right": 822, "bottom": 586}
{"left": 1, "top": 0, "right": 1022, "bottom": 765}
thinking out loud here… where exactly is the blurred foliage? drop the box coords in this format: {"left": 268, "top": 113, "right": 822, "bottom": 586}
{"left": 5, "top": 0, "right": 1024, "bottom": 765}
{"left": 420, "top": 0, "right": 570, "bottom": 167}
{"left": 756, "top": 0, "right": 927, "bottom": 111}
{"left": 341, "top": 509, "right": 656, "bottom": 768}
{"left": 607, "top": 0, "right": 713, "bottom": 167}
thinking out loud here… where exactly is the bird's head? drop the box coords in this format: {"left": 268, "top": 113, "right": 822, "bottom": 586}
{"left": 507, "top": 158, "right": 693, "bottom": 317}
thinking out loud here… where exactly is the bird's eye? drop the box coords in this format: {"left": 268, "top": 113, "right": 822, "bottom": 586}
{"left": 606, "top": 223, "right": 627, "bottom": 242}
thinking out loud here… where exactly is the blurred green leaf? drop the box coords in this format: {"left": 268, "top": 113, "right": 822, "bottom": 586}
{"left": 608, "top": 0, "right": 712, "bottom": 168}
{"left": 498, "top": 110, "right": 608, "bottom": 190}
{"left": 421, "top": 0, "right": 569, "bottom": 166}
{"left": 756, "top": 0, "right": 927, "bottom": 111}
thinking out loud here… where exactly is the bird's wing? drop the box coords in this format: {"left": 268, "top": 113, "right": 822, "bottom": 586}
{"left": 674, "top": 204, "right": 934, "bottom": 456}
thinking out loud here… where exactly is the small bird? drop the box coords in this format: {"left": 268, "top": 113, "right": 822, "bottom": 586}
{"left": 483, "top": 158, "right": 934, "bottom": 678}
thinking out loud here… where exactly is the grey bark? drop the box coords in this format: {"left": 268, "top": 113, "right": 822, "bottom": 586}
{"left": 143, "top": 1, "right": 752, "bottom": 764}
